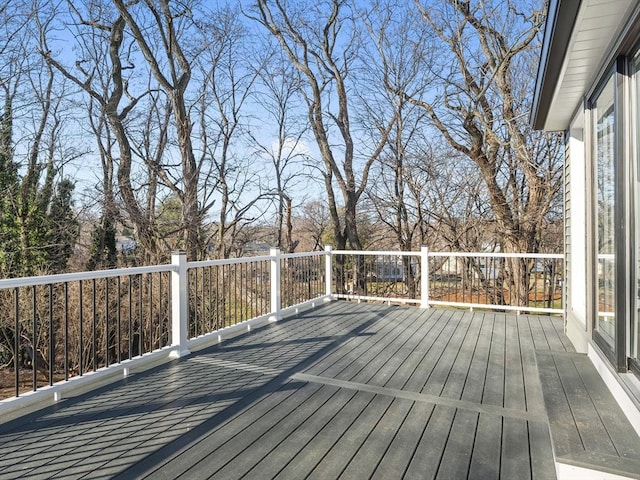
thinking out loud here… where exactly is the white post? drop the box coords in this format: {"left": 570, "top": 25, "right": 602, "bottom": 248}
{"left": 170, "top": 251, "right": 190, "bottom": 357}
{"left": 270, "top": 248, "right": 282, "bottom": 321}
{"left": 325, "top": 245, "right": 333, "bottom": 298}
{"left": 420, "top": 245, "right": 430, "bottom": 309}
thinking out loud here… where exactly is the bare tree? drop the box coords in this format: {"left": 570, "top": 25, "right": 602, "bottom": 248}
{"left": 251, "top": 51, "right": 308, "bottom": 253}
{"left": 392, "top": 0, "right": 563, "bottom": 305}
{"left": 297, "top": 199, "right": 330, "bottom": 251}
{"left": 41, "top": 1, "right": 166, "bottom": 262}
{"left": 109, "top": 0, "right": 204, "bottom": 260}
{"left": 250, "top": 0, "right": 395, "bottom": 253}
{"left": 195, "top": 5, "right": 268, "bottom": 259}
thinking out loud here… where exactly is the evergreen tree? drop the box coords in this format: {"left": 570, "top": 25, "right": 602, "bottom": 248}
{"left": 0, "top": 96, "right": 79, "bottom": 277}
{"left": 0, "top": 97, "right": 20, "bottom": 276}
{"left": 86, "top": 217, "right": 118, "bottom": 271}
{"left": 47, "top": 179, "right": 80, "bottom": 272}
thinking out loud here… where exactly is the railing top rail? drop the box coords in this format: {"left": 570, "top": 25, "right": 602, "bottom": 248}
{"left": 279, "top": 251, "right": 327, "bottom": 260}
{"left": 0, "top": 264, "right": 175, "bottom": 290}
{"left": 331, "top": 249, "right": 563, "bottom": 259}
{"left": 428, "top": 252, "right": 564, "bottom": 259}
{"left": 332, "top": 250, "right": 420, "bottom": 257}
{"left": 188, "top": 255, "right": 273, "bottom": 269}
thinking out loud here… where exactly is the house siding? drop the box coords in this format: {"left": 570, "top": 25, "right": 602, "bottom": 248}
{"left": 564, "top": 131, "right": 571, "bottom": 313}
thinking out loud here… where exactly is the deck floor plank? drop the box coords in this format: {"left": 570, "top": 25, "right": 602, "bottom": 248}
{"left": 435, "top": 408, "right": 479, "bottom": 480}
{"left": 482, "top": 313, "right": 506, "bottom": 408}
{"left": 419, "top": 313, "right": 473, "bottom": 397}
{"left": 460, "top": 313, "right": 493, "bottom": 405}
{"left": 504, "top": 315, "right": 526, "bottom": 411}
{"left": 526, "top": 314, "right": 552, "bottom": 351}
{"left": 552, "top": 353, "right": 618, "bottom": 456}
{"left": 303, "top": 394, "right": 395, "bottom": 480}
{"left": 369, "top": 400, "right": 436, "bottom": 480}
{"left": 467, "top": 412, "right": 502, "bottom": 480}
{"left": 4, "top": 302, "right": 639, "bottom": 479}
{"left": 439, "top": 311, "right": 484, "bottom": 401}
{"left": 337, "top": 398, "right": 415, "bottom": 480}
{"left": 208, "top": 385, "right": 354, "bottom": 480}
{"left": 571, "top": 356, "right": 640, "bottom": 459}
{"left": 364, "top": 310, "right": 439, "bottom": 388}
{"left": 261, "top": 390, "right": 378, "bottom": 480}
{"left": 347, "top": 309, "right": 434, "bottom": 386}
{"left": 402, "top": 310, "right": 463, "bottom": 394}
{"left": 501, "top": 417, "right": 531, "bottom": 479}
{"left": 536, "top": 351, "right": 583, "bottom": 456}
{"left": 518, "top": 316, "right": 547, "bottom": 413}
{"left": 381, "top": 309, "right": 450, "bottom": 391}
{"left": 403, "top": 404, "right": 457, "bottom": 480}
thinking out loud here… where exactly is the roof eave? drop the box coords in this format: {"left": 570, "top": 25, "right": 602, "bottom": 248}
{"left": 531, "top": 0, "right": 582, "bottom": 131}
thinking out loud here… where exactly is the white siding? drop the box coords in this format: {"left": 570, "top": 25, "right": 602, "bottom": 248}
{"left": 567, "top": 117, "right": 587, "bottom": 326}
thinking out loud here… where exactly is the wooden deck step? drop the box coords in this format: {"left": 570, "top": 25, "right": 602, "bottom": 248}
{"left": 537, "top": 350, "right": 640, "bottom": 479}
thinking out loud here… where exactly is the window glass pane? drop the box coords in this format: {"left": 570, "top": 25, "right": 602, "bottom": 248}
{"left": 634, "top": 54, "right": 640, "bottom": 361}
{"left": 595, "top": 75, "right": 616, "bottom": 347}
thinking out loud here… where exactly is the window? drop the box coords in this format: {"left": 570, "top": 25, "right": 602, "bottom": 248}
{"left": 594, "top": 75, "right": 616, "bottom": 348}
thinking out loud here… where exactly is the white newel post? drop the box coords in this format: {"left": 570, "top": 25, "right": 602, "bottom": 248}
{"left": 325, "top": 245, "right": 333, "bottom": 298}
{"left": 420, "top": 245, "right": 430, "bottom": 309}
{"left": 170, "top": 251, "right": 191, "bottom": 357}
{"left": 270, "top": 248, "right": 282, "bottom": 321}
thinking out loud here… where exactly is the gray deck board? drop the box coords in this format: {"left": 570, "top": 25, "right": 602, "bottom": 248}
{"left": 249, "top": 389, "right": 374, "bottom": 480}
{"left": 382, "top": 308, "right": 450, "bottom": 391}
{"left": 303, "top": 394, "right": 395, "bottom": 480}
{"left": 483, "top": 312, "right": 506, "bottom": 407}
{"left": 504, "top": 315, "right": 526, "bottom": 411}
{"left": 537, "top": 349, "right": 640, "bottom": 478}
{"left": 369, "top": 400, "right": 436, "bottom": 479}
{"left": 467, "top": 412, "right": 502, "bottom": 480}
{"left": 571, "top": 357, "right": 640, "bottom": 459}
{"left": 2, "top": 302, "right": 638, "bottom": 479}
{"left": 440, "top": 310, "right": 483, "bottom": 401}
{"left": 338, "top": 397, "right": 414, "bottom": 479}
{"left": 501, "top": 417, "right": 531, "bottom": 479}
{"left": 435, "top": 408, "right": 478, "bottom": 480}
{"left": 461, "top": 313, "right": 493, "bottom": 405}
{"left": 403, "top": 404, "right": 457, "bottom": 480}
{"left": 420, "top": 312, "right": 469, "bottom": 396}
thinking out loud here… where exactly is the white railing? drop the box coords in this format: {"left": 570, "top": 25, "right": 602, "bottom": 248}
{"left": 0, "top": 246, "right": 562, "bottom": 408}
{"left": 0, "top": 249, "right": 329, "bottom": 405}
{"left": 331, "top": 248, "right": 564, "bottom": 315}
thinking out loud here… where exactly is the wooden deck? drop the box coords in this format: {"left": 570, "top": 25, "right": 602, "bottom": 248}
{"left": 0, "top": 301, "right": 638, "bottom": 479}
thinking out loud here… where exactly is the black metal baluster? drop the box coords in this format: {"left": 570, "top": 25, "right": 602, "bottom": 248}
{"left": 149, "top": 274, "right": 153, "bottom": 350}
{"left": 128, "top": 276, "right": 133, "bottom": 360}
{"left": 215, "top": 265, "right": 220, "bottom": 330}
{"left": 32, "top": 285, "right": 36, "bottom": 391}
{"left": 64, "top": 282, "right": 69, "bottom": 381}
{"left": 158, "top": 272, "right": 163, "bottom": 348}
{"left": 138, "top": 274, "right": 143, "bottom": 354}
{"left": 106, "top": 278, "right": 110, "bottom": 367}
{"left": 193, "top": 269, "right": 198, "bottom": 337}
{"left": 92, "top": 279, "right": 97, "bottom": 372}
{"left": 14, "top": 287, "right": 19, "bottom": 397}
{"left": 117, "top": 277, "right": 121, "bottom": 363}
{"left": 48, "top": 284, "right": 53, "bottom": 386}
{"left": 208, "top": 266, "right": 213, "bottom": 332}
{"left": 79, "top": 280, "right": 83, "bottom": 376}
{"left": 241, "top": 262, "right": 245, "bottom": 320}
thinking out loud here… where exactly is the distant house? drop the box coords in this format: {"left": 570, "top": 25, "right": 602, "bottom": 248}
{"left": 369, "top": 256, "right": 404, "bottom": 282}
{"left": 115, "top": 235, "right": 137, "bottom": 254}
{"left": 531, "top": 0, "right": 640, "bottom": 428}
{"left": 242, "top": 241, "right": 272, "bottom": 256}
